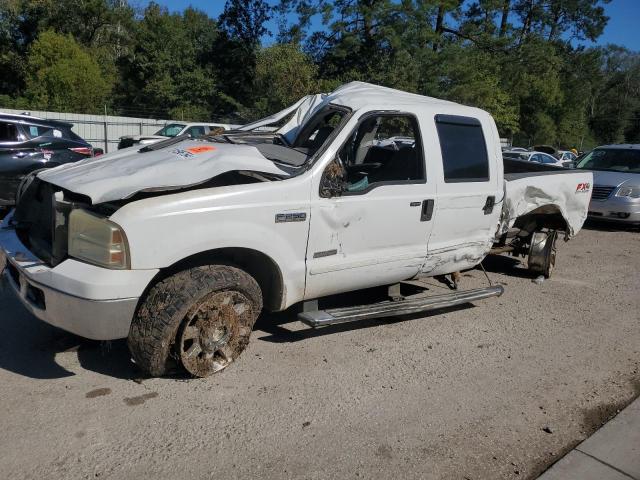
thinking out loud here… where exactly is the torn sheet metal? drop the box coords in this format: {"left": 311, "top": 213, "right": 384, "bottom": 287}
{"left": 240, "top": 81, "right": 457, "bottom": 144}
{"left": 501, "top": 171, "right": 593, "bottom": 237}
{"left": 420, "top": 240, "right": 492, "bottom": 276}
{"left": 37, "top": 140, "right": 290, "bottom": 204}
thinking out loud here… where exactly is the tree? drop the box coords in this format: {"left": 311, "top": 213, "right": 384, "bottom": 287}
{"left": 589, "top": 46, "right": 640, "bottom": 144}
{"left": 252, "top": 43, "right": 318, "bottom": 116}
{"left": 437, "top": 45, "right": 519, "bottom": 134}
{"left": 23, "top": 30, "right": 113, "bottom": 112}
{"left": 115, "top": 3, "right": 219, "bottom": 118}
{"left": 214, "top": 0, "right": 272, "bottom": 111}
{"left": 219, "top": 0, "right": 271, "bottom": 46}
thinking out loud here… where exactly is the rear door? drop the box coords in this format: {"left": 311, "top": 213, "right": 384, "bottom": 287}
{"left": 421, "top": 114, "right": 502, "bottom": 275}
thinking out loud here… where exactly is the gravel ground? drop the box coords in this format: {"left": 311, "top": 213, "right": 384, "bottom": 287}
{"left": 0, "top": 221, "right": 638, "bottom": 480}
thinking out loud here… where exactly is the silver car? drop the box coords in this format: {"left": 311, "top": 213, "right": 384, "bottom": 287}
{"left": 577, "top": 144, "right": 640, "bottom": 224}
{"left": 503, "top": 150, "right": 566, "bottom": 167}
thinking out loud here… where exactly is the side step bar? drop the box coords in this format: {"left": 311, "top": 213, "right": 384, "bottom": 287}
{"left": 298, "top": 285, "right": 504, "bottom": 328}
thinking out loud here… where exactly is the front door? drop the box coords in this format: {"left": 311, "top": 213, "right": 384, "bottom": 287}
{"left": 305, "top": 112, "right": 437, "bottom": 300}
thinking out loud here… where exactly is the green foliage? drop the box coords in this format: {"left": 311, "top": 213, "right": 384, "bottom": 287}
{"left": 252, "top": 43, "right": 318, "bottom": 116}
{"left": 0, "top": 0, "right": 638, "bottom": 148}
{"left": 24, "top": 31, "right": 113, "bottom": 112}
{"left": 115, "top": 3, "right": 219, "bottom": 117}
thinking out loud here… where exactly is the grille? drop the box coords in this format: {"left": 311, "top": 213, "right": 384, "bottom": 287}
{"left": 591, "top": 185, "right": 615, "bottom": 200}
{"left": 14, "top": 179, "right": 55, "bottom": 264}
{"left": 13, "top": 178, "right": 74, "bottom": 266}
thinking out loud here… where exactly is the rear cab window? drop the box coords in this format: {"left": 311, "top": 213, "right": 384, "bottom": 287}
{"left": 435, "top": 114, "right": 489, "bottom": 183}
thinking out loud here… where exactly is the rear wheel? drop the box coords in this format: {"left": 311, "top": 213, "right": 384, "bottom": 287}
{"left": 528, "top": 230, "right": 557, "bottom": 278}
{"left": 128, "top": 265, "right": 262, "bottom": 377}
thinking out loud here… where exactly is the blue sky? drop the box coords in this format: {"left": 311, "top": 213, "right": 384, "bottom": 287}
{"left": 144, "top": 0, "right": 640, "bottom": 51}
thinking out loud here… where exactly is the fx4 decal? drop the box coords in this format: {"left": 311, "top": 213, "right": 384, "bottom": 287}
{"left": 576, "top": 182, "right": 591, "bottom": 193}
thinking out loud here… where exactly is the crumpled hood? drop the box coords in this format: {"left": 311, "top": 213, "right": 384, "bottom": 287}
{"left": 37, "top": 139, "right": 290, "bottom": 204}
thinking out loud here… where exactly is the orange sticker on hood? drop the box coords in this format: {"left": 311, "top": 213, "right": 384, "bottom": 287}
{"left": 186, "top": 145, "right": 216, "bottom": 154}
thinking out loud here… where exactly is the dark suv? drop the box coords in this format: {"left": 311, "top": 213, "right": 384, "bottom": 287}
{"left": 0, "top": 113, "right": 95, "bottom": 211}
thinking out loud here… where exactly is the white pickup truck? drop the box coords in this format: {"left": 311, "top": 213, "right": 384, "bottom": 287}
{"left": 0, "top": 82, "right": 592, "bottom": 377}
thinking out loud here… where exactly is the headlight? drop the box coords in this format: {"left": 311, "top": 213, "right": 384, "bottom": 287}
{"left": 68, "top": 209, "right": 130, "bottom": 269}
{"left": 615, "top": 186, "right": 640, "bottom": 198}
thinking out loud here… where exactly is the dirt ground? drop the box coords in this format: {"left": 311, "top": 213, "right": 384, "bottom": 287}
{"left": 0, "top": 221, "right": 638, "bottom": 480}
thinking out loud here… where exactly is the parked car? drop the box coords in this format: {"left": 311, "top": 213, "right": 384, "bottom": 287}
{"left": 532, "top": 145, "right": 558, "bottom": 156}
{"left": 117, "top": 122, "right": 239, "bottom": 149}
{"left": 555, "top": 150, "right": 578, "bottom": 166}
{"left": 503, "top": 150, "right": 566, "bottom": 167}
{"left": 0, "top": 113, "right": 95, "bottom": 211}
{"left": 502, "top": 146, "right": 528, "bottom": 152}
{"left": 1, "top": 82, "right": 592, "bottom": 378}
{"left": 577, "top": 144, "right": 640, "bottom": 224}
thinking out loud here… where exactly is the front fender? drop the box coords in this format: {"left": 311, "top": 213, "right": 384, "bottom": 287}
{"left": 110, "top": 180, "right": 311, "bottom": 307}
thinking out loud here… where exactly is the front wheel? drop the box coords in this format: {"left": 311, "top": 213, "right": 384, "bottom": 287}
{"left": 128, "top": 265, "right": 262, "bottom": 377}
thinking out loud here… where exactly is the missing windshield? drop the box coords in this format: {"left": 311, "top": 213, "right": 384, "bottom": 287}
{"left": 205, "top": 104, "right": 351, "bottom": 168}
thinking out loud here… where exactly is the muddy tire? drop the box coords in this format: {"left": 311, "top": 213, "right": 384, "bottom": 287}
{"left": 128, "top": 265, "right": 262, "bottom": 378}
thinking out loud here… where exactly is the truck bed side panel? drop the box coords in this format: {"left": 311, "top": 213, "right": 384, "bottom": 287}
{"left": 502, "top": 170, "right": 593, "bottom": 237}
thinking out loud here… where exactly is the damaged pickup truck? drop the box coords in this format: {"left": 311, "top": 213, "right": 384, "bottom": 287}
{"left": 0, "top": 82, "right": 593, "bottom": 377}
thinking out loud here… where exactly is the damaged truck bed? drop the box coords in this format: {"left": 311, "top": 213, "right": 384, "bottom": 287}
{"left": 1, "top": 82, "right": 592, "bottom": 378}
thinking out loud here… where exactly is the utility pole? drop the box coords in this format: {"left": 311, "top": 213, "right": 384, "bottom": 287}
{"left": 103, "top": 104, "right": 109, "bottom": 153}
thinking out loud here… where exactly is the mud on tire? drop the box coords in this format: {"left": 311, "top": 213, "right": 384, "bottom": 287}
{"left": 128, "top": 265, "right": 262, "bottom": 377}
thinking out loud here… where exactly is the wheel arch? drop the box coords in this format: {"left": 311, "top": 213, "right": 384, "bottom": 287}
{"left": 512, "top": 204, "right": 569, "bottom": 235}
{"left": 141, "top": 247, "right": 285, "bottom": 312}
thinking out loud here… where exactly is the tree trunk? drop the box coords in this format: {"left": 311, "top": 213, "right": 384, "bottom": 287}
{"left": 499, "top": 0, "right": 510, "bottom": 38}
{"left": 519, "top": 0, "right": 534, "bottom": 44}
{"left": 548, "top": 3, "right": 562, "bottom": 40}
{"left": 433, "top": 2, "right": 446, "bottom": 51}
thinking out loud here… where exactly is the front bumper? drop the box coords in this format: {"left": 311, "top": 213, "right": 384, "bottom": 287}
{"left": 1, "top": 215, "right": 158, "bottom": 340}
{"left": 588, "top": 197, "right": 640, "bottom": 224}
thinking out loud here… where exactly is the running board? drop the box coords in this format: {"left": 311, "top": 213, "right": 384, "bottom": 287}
{"left": 298, "top": 285, "right": 504, "bottom": 328}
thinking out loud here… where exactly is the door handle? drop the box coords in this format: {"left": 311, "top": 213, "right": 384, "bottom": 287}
{"left": 15, "top": 152, "right": 28, "bottom": 158}
{"left": 421, "top": 199, "right": 434, "bottom": 221}
{"left": 483, "top": 196, "right": 495, "bottom": 215}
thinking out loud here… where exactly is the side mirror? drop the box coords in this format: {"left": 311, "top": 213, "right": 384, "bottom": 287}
{"left": 320, "top": 158, "right": 346, "bottom": 198}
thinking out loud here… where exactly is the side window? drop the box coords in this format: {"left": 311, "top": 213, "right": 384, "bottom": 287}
{"left": 26, "top": 125, "right": 53, "bottom": 138}
{"left": 186, "top": 126, "right": 206, "bottom": 138}
{"left": 0, "top": 122, "right": 19, "bottom": 142}
{"left": 542, "top": 155, "right": 556, "bottom": 164}
{"left": 321, "top": 114, "right": 424, "bottom": 196}
{"left": 435, "top": 115, "right": 489, "bottom": 182}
